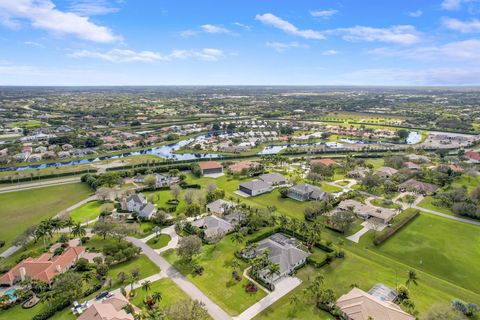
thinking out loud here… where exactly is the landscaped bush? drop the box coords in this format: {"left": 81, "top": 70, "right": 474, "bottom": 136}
{"left": 32, "top": 299, "right": 70, "bottom": 320}
{"left": 244, "top": 281, "right": 258, "bottom": 293}
{"left": 373, "top": 209, "right": 420, "bottom": 246}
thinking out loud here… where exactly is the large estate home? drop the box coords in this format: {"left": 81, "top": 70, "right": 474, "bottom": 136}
{"left": 258, "top": 173, "right": 286, "bottom": 186}
{"left": 287, "top": 183, "right": 328, "bottom": 201}
{"left": 336, "top": 287, "right": 415, "bottom": 320}
{"left": 228, "top": 160, "right": 260, "bottom": 174}
{"left": 0, "top": 247, "right": 85, "bottom": 286}
{"left": 121, "top": 193, "right": 157, "bottom": 219}
{"left": 78, "top": 293, "right": 138, "bottom": 320}
{"left": 238, "top": 180, "right": 272, "bottom": 197}
{"left": 206, "top": 199, "right": 235, "bottom": 216}
{"left": 243, "top": 233, "right": 309, "bottom": 285}
{"left": 192, "top": 212, "right": 244, "bottom": 240}
{"left": 336, "top": 199, "right": 396, "bottom": 224}
{"left": 398, "top": 179, "right": 439, "bottom": 195}
{"left": 310, "top": 158, "right": 337, "bottom": 166}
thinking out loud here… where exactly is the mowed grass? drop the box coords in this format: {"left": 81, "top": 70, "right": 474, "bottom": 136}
{"left": 365, "top": 213, "right": 480, "bottom": 295}
{"left": 146, "top": 234, "right": 172, "bottom": 249}
{"left": 0, "top": 183, "right": 92, "bottom": 252}
{"left": 418, "top": 196, "right": 454, "bottom": 215}
{"left": 130, "top": 278, "right": 190, "bottom": 309}
{"left": 69, "top": 200, "right": 103, "bottom": 223}
{"left": 162, "top": 232, "right": 267, "bottom": 316}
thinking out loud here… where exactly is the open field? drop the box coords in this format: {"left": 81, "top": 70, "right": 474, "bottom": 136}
{"left": 69, "top": 200, "right": 103, "bottom": 223}
{"left": 0, "top": 183, "right": 93, "bottom": 253}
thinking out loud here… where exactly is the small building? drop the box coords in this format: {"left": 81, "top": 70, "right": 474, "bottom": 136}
{"left": 336, "top": 287, "right": 415, "bottom": 320}
{"left": 198, "top": 161, "right": 224, "bottom": 175}
{"left": 238, "top": 180, "right": 272, "bottom": 197}
{"left": 398, "top": 179, "right": 439, "bottom": 195}
{"left": 78, "top": 293, "right": 137, "bottom": 320}
{"left": 0, "top": 247, "right": 85, "bottom": 286}
{"left": 259, "top": 173, "right": 286, "bottom": 186}
{"left": 376, "top": 167, "right": 398, "bottom": 179}
{"left": 287, "top": 183, "right": 328, "bottom": 202}
{"left": 206, "top": 199, "right": 235, "bottom": 216}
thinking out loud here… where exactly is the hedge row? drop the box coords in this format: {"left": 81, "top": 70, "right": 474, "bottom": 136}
{"left": 373, "top": 209, "right": 420, "bottom": 246}
{"left": 0, "top": 169, "right": 91, "bottom": 184}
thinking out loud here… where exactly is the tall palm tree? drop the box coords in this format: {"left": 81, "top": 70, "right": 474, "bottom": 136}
{"left": 151, "top": 292, "right": 162, "bottom": 305}
{"left": 72, "top": 222, "right": 86, "bottom": 239}
{"left": 406, "top": 270, "right": 418, "bottom": 288}
{"left": 266, "top": 263, "right": 280, "bottom": 285}
{"left": 231, "top": 232, "right": 244, "bottom": 251}
{"left": 278, "top": 215, "right": 289, "bottom": 232}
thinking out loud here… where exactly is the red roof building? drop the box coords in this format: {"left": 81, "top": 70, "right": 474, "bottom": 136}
{"left": 0, "top": 246, "right": 85, "bottom": 286}
{"left": 310, "top": 158, "right": 337, "bottom": 166}
{"left": 465, "top": 151, "right": 480, "bottom": 162}
{"left": 198, "top": 161, "right": 223, "bottom": 175}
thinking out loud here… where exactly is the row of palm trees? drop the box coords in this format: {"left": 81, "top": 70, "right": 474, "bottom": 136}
{"left": 31, "top": 217, "right": 86, "bottom": 249}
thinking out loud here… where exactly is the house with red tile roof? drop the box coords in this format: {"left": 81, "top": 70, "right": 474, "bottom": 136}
{"left": 465, "top": 151, "right": 480, "bottom": 162}
{"left": 198, "top": 161, "right": 223, "bottom": 175}
{"left": 310, "top": 158, "right": 337, "bottom": 166}
{"left": 0, "top": 246, "right": 85, "bottom": 286}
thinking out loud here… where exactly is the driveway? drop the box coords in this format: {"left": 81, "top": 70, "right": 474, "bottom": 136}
{"left": 126, "top": 236, "right": 232, "bottom": 320}
{"left": 233, "top": 276, "right": 302, "bottom": 320}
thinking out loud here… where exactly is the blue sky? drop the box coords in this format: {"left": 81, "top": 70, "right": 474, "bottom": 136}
{"left": 1, "top": 0, "right": 480, "bottom": 85}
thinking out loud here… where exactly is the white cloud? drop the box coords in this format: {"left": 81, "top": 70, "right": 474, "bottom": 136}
{"left": 266, "top": 41, "right": 307, "bottom": 52}
{"left": 68, "top": 0, "right": 120, "bottom": 16}
{"left": 409, "top": 10, "right": 423, "bottom": 17}
{"left": 368, "top": 39, "right": 480, "bottom": 60}
{"left": 70, "top": 48, "right": 225, "bottom": 62}
{"left": 335, "top": 25, "right": 421, "bottom": 44}
{"left": 0, "top": 0, "right": 120, "bottom": 43}
{"left": 233, "top": 22, "right": 251, "bottom": 30}
{"left": 310, "top": 9, "right": 338, "bottom": 18}
{"left": 200, "top": 24, "right": 230, "bottom": 34}
{"left": 443, "top": 17, "right": 480, "bottom": 33}
{"left": 24, "top": 41, "right": 45, "bottom": 48}
{"left": 322, "top": 49, "right": 339, "bottom": 56}
{"left": 255, "top": 13, "right": 325, "bottom": 40}
{"left": 441, "top": 0, "right": 462, "bottom": 10}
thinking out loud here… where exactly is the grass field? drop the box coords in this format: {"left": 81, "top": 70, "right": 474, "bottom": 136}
{"left": 107, "top": 254, "right": 161, "bottom": 290}
{"left": 162, "top": 232, "right": 267, "bottom": 316}
{"left": 130, "top": 277, "right": 190, "bottom": 309}
{"left": 69, "top": 200, "right": 103, "bottom": 223}
{"left": 417, "top": 196, "right": 454, "bottom": 215}
{"left": 361, "top": 213, "right": 480, "bottom": 295}
{"left": 0, "top": 183, "right": 92, "bottom": 253}
{"left": 146, "top": 234, "right": 171, "bottom": 249}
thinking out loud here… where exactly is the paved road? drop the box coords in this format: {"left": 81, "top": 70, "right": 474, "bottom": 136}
{"left": 126, "top": 236, "right": 232, "bottom": 320}
{"left": 0, "top": 177, "right": 81, "bottom": 194}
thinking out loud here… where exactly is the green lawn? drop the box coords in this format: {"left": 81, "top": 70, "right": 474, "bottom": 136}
{"left": 130, "top": 278, "right": 190, "bottom": 309}
{"left": 452, "top": 174, "right": 480, "bottom": 193}
{"left": 417, "top": 196, "right": 454, "bottom": 215}
{"left": 319, "top": 183, "right": 343, "bottom": 193}
{"left": 69, "top": 200, "right": 103, "bottom": 223}
{"left": 146, "top": 234, "right": 171, "bottom": 249}
{"left": 162, "top": 232, "right": 267, "bottom": 316}
{"left": 0, "top": 183, "right": 93, "bottom": 253}
{"left": 361, "top": 213, "right": 480, "bottom": 295}
{"left": 370, "top": 198, "right": 402, "bottom": 210}
{"left": 107, "top": 254, "right": 160, "bottom": 288}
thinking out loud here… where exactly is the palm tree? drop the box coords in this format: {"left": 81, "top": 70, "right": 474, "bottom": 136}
{"left": 72, "top": 222, "right": 86, "bottom": 239}
{"left": 151, "top": 292, "right": 162, "bottom": 305}
{"left": 230, "top": 259, "right": 241, "bottom": 274}
{"left": 406, "top": 270, "right": 418, "bottom": 288}
{"left": 278, "top": 215, "right": 289, "bottom": 232}
{"left": 141, "top": 280, "right": 151, "bottom": 294}
{"left": 266, "top": 263, "right": 280, "bottom": 286}
{"left": 231, "top": 232, "right": 244, "bottom": 251}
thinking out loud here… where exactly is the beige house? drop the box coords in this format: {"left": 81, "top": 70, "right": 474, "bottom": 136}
{"left": 337, "top": 288, "right": 415, "bottom": 320}
{"left": 78, "top": 293, "right": 138, "bottom": 320}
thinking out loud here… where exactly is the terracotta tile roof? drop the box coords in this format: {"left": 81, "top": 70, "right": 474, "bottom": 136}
{"left": 465, "top": 151, "right": 480, "bottom": 161}
{"left": 198, "top": 161, "right": 223, "bottom": 170}
{"left": 0, "top": 246, "right": 85, "bottom": 285}
{"left": 310, "top": 158, "right": 337, "bottom": 166}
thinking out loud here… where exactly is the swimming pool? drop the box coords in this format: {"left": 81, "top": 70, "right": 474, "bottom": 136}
{"left": 4, "top": 288, "right": 16, "bottom": 300}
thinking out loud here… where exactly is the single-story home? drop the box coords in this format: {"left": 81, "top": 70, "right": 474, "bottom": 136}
{"left": 206, "top": 199, "right": 235, "bottom": 216}
{"left": 228, "top": 160, "right": 260, "bottom": 174}
{"left": 287, "top": 183, "right": 328, "bottom": 202}
{"left": 347, "top": 168, "right": 369, "bottom": 179}
{"left": 465, "top": 151, "right": 480, "bottom": 163}
{"left": 403, "top": 161, "right": 420, "bottom": 170}
{"left": 259, "top": 173, "right": 286, "bottom": 186}
{"left": 336, "top": 199, "right": 396, "bottom": 224}
{"left": 0, "top": 246, "right": 85, "bottom": 286}
{"left": 244, "top": 233, "right": 309, "bottom": 285}
{"left": 336, "top": 287, "right": 415, "bottom": 320}
{"left": 398, "top": 179, "right": 439, "bottom": 195}
{"left": 238, "top": 180, "right": 272, "bottom": 197}
{"left": 192, "top": 212, "right": 244, "bottom": 240}
{"left": 310, "top": 158, "right": 336, "bottom": 166}
{"left": 376, "top": 167, "right": 398, "bottom": 179}
{"left": 198, "top": 161, "right": 223, "bottom": 175}
{"left": 78, "top": 293, "right": 138, "bottom": 320}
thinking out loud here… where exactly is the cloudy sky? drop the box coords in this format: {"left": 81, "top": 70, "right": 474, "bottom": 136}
{"left": 1, "top": 0, "right": 480, "bottom": 85}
